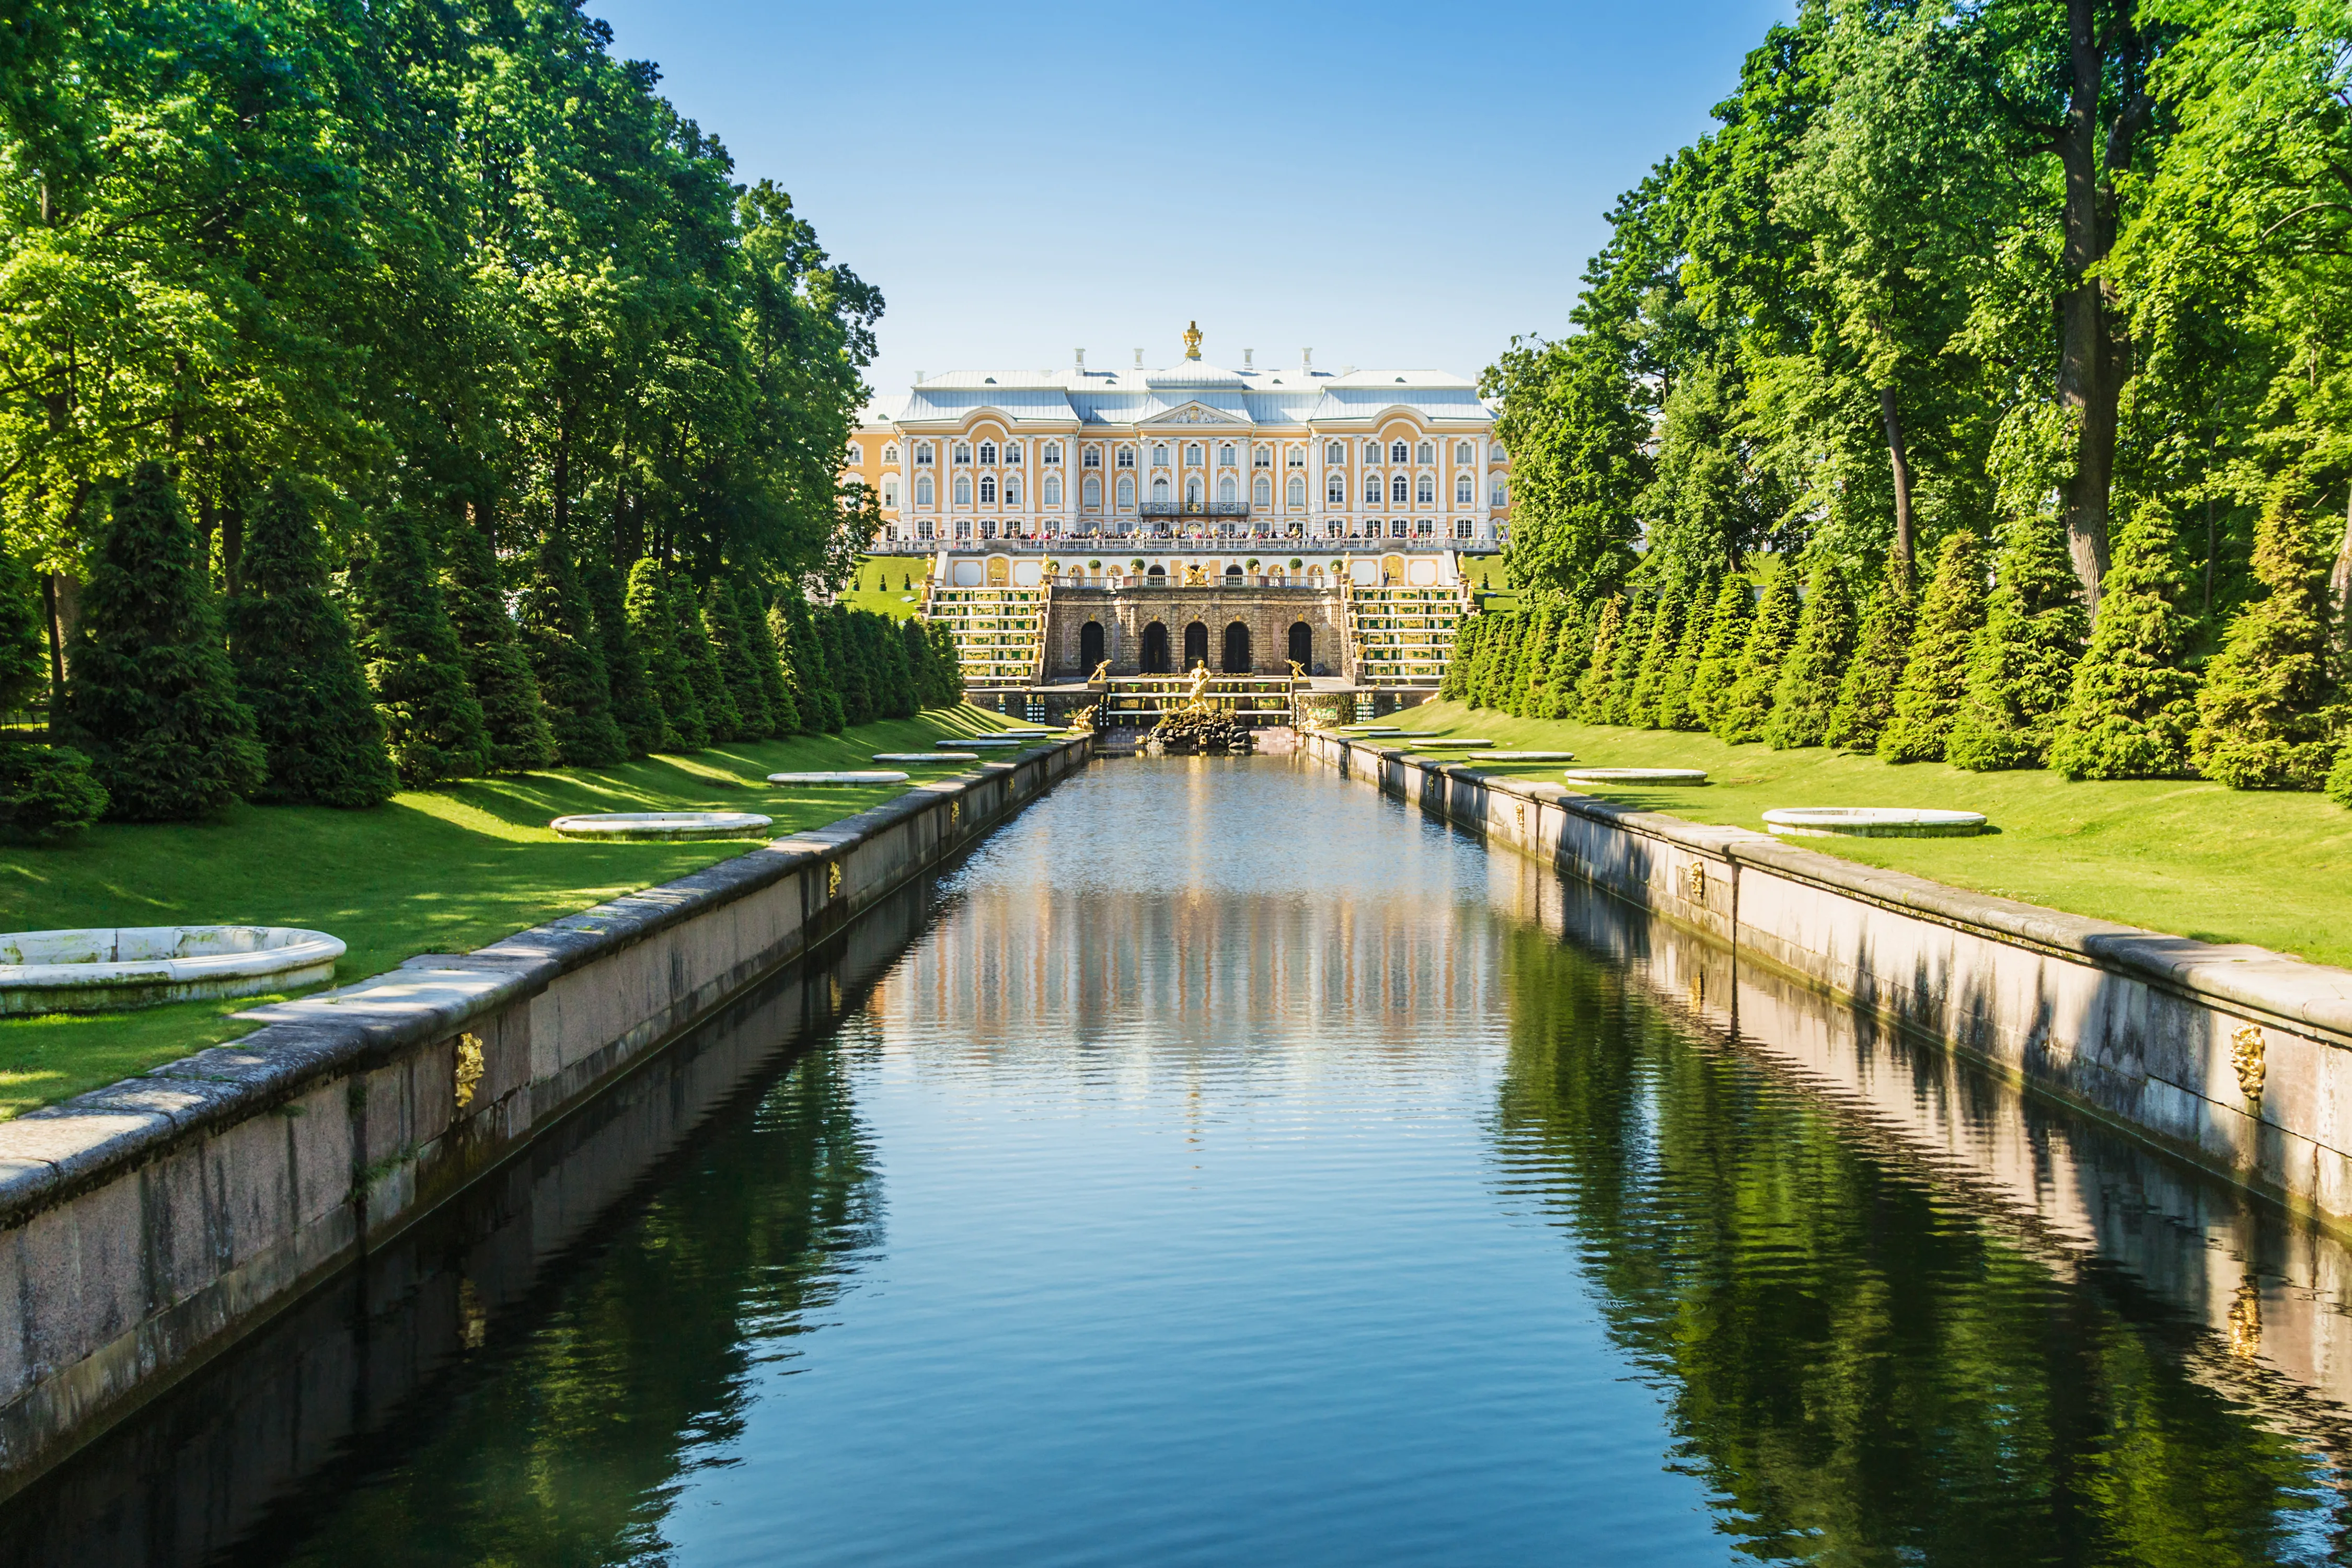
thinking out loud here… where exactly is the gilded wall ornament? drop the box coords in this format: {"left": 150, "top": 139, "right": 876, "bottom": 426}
{"left": 453, "top": 1031, "right": 486, "bottom": 1111}
{"left": 2231, "top": 1023, "right": 2267, "bottom": 1107}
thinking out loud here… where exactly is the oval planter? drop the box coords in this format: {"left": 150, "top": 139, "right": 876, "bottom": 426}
{"left": 548, "top": 811, "right": 775, "bottom": 843}
{"left": 0, "top": 925, "right": 347, "bottom": 1016}
{"left": 1562, "top": 767, "right": 1709, "bottom": 786}
{"left": 874, "top": 752, "right": 981, "bottom": 764}
{"left": 767, "top": 771, "right": 910, "bottom": 786}
{"left": 1763, "top": 806, "right": 1987, "bottom": 839}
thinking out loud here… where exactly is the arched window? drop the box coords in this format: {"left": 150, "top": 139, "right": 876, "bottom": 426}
{"left": 1152, "top": 476, "right": 1171, "bottom": 501}
{"left": 1219, "top": 475, "right": 1238, "bottom": 503}
{"left": 1454, "top": 441, "right": 1472, "bottom": 464}
{"left": 1221, "top": 619, "right": 1251, "bottom": 673}
{"left": 1079, "top": 620, "right": 1105, "bottom": 671}
{"left": 1326, "top": 441, "right": 1347, "bottom": 465}
{"left": 1288, "top": 474, "right": 1307, "bottom": 507}
{"left": 1184, "top": 621, "right": 1209, "bottom": 669}
{"left": 1253, "top": 475, "right": 1272, "bottom": 506}
{"left": 1364, "top": 474, "right": 1382, "bottom": 504}
{"left": 1083, "top": 475, "right": 1102, "bottom": 510}
{"left": 1390, "top": 440, "right": 1409, "bottom": 463}
{"left": 1416, "top": 474, "right": 1434, "bottom": 504}
{"left": 953, "top": 442, "right": 972, "bottom": 464}
{"left": 882, "top": 479, "right": 900, "bottom": 508}
{"left": 1218, "top": 443, "right": 1236, "bottom": 467}
{"left": 1289, "top": 621, "right": 1313, "bottom": 667}
{"left": 1186, "top": 476, "right": 1203, "bottom": 503}
{"left": 1416, "top": 441, "right": 1434, "bottom": 464}
{"left": 1328, "top": 473, "right": 1346, "bottom": 503}
{"left": 1491, "top": 441, "right": 1508, "bottom": 462}
{"left": 1456, "top": 474, "right": 1473, "bottom": 504}
{"left": 1152, "top": 442, "right": 1169, "bottom": 467}
{"left": 979, "top": 475, "right": 998, "bottom": 503}
{"left": 1004, "top": 476, "right": 1022, "bottom": 505}
{"left": 915, "top": 443, "right": 934, "bottom": 465}
{"left": 1117, "top": 446, "right": 1135, "bottom": 468}
{"left": 1392, "top": 474, "right": 1410, "bottom": 503}
{"left": 1253, "top": 445, "right": 1271, "bottom": 468}
{"left": 1184, "top": 442, "right": 1203, "bottom": 465}
{"left": 1083, "top": 446, "right": 1100, "bottom": 467}
{"left": 953, "top": 475, "right": 972, "bottom": 505}
{"left": 882, "top": 443, "right": 899, "bottom": 464}
{"left": 915, "top": 475, "right": 935, "bottom": 506}
{"left": 1042, "top": 475, "right": 1059, "bottom": 505}
{"left": 1491, "top": 479, "right": 1508, "bottom": 505}
{"left": 1117, "top": 475, "right": 1136, "bottom": 508}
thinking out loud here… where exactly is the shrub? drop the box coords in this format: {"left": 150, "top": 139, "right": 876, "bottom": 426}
{"left": 443, "top": 522, "right": 558, "bottom": 773}
{"left": 1765, "top": 567, "right": 1854, "bottom": 750}
{"left": 518, "top": 534, "right": 626, "bottom": 767}
{"left": 782, "top": 593, "right": 845, "bottom": 731}
{"left": 222, "top": 477, "right": 398, "bottom": 807}
{"left": 1604, "top": 596, "right": 1655, "bottom": 724}
{"left": 868, "top": 609, "right": 918, "bottom": 718}
{"left": 1946, "top": 514, "right": 2088, "bottom": 772}
{"left": 355, "top": 504, "right": 491, "bottom": 788}
{"left": 742, "top": 580, "right": 800, "bottom": 734}
{"left": 1627, "top": 593, "right": 1684, "bottom": 730}
{"left": 1687, "top": 575, "right": 1753, "bottom": 730}
{"left": 1513, "top": 605, "right": 1559, "bottom": 717}
{"left": 1655, "top": 581, "right": 1715, "bottom": 732}
{"left": 1576, "top": 597, "right": 1627, "bottom": 721}
{"left": 0, "top": 545, "right": 47, "bottom": 712}
{"left": 2192, "top": 486, "right": 2339, "bottom": 790}
{"left": 626, "top": 559, "right": 704, "bottom": 750}
{"left": 0, "top": 741, "right": 107, "bottom": 838}
{"left": 589, "top": 557, "right": 667, "bottom": 757}
{"left": 62, "top": 463, "right": 264, "bottom": 818}
{"left": 2048, "top": 507, "right": 2201, "bottom": 780}
{"left": 1878, "top": 533, "right": 1986, "bottom": 764}
{"left": 823, "top": 606, "right": 872, "bottom": 726}
{"left": 2328, "top": 733, "right": 2352, "bottom": 809}
{"left": 924, "top": 618, "right": 961, "bottom": 711}
{"left": 1442, "top": 616, "right": 1481, "bottom": 701}
{"left": 705, "top": 579, "right": 775, "bottom": 737}
{"left": 1826, "top": 555, "right": 1915, "bottom": 752}
{"left": 1542, "top": 603, "right": 1594, "bottom": 720}
{"left": 901, "top": 616, "right": 945, "bottom": 711}
{"left": 1712, "top": 562, "right": 1800, "bottom": 744}
{"left": 771, "top": 593, "right": 826, "bottom": 729}
{"left": 676, "top": 575, "right": 741, "bottom": 740}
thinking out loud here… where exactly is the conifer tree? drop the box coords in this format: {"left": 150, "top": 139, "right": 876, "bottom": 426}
{"left": 225, "top": 477, "right": 398, "bottom": 806}
{"left": 0, "top": 545, "right": 46, "bottom": 717}
{"left": 870, "top": 611, "right": 918, "bottom": 718}
{"left": 588, "top": 557, "right": 666, "bottom": 756}
{"left": 2327, "top": 732, "right": 2352, "bottom": 809}
{"left": 1541, "top": 603, "right": 1593, "bottom": 720}
{"left": 705, "top": 580, "right": 774, "bottom": 737}
{"left": 444, "top": 522, "right": 559, "bottom": 772}
{"left": 1576, "top": 596, "right": 1627, "bottom": 721}
{"left": 518, "top": 534, "right": 626, "bottom": 767}
{"left": 2192, "top": 487, "right": 2340, "bottom": 790}
{"left": 2048, "top": 508, "right": 2201, "bottom": 780}
{"left": 1879, "top": 533, "right": 1987, "bottom": 764}
{"left": 676, "top": 575, "right": 740, "bottom": 741}
{"left": 1469, "top": 609, "right": 1512, "bottom": 708}
{"left": 772, "top": 598, "right": 822, "bottom": 728}
{"left": 0, "top": 544, "right": 106, "bottom": 836}
{"left": 1947, "top": 515, "right": 2088, "bottom": 772}
{"left": 1656, "top": 581, "right": 1715, "bottom": 731}
{"left": 923, "top": 619, "right": 961, "bottom": 712}
{"left": 1604, "top": 596, "right": 1655, "bottom": 724}
{"left": 626, "top": 560, "right": 704, "bottom": 751}
{"left": 741, "top": 580, "right": 800, "bottom": 734}
{"left": 1687, "top": 575, "right": 1753, "bottom": 730}
{"left": 901, "top": 616, "right": 943, "bottom": 711}
{"left": 1765, "top": 566, "right": 1854, "bottom": 750}
{"left": 1512, "top": 605, "right": 1558, "bottom": 717}
{"left": 1627, "top": 593, "right": 1683, "bottom": 730}
{"left": 785, "top": 593, "right": 845, "bottom": 731}
{"left": 61, "top": 463, "right": 266, "bottom": 818}
{"left": 1712, "top": 562, "right": 1801, "bottom": 744}
{"left": 1826, "top": 555, "right": 1915, "bottom": 753}
{"left": 824, "top": 605, "right": 873, "bottom": 725}
{"left": 355, "top": 504, "right": 491, "bottom": 788}
{"left": 1443, "top": 615, "right": 1482, "bottom": 701}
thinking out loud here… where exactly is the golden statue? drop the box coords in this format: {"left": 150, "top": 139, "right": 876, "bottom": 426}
{"left": 1183, "top": 320, "right": 1202, "bottom": 360}
{"left": 1089, "top": 660, "right": 1111, "bottom": 684}
{"left": 1287, "top": 659, "right": 1306, "bottom": 679}
{"left": 1186, "top": 661, "right": 1213, "bottom": 703}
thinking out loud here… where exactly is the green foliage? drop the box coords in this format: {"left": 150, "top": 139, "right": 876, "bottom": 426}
{"left": 1442, "top": 616, "right": 1482, "bottom": 702}
{"left": 1541, "top": 603, "right": 1594, "bottom": 720}
{"left": 224, "top": 476, "right": 397, "bottom": 808}
{"left": 589, "top": 560, "right": 667, "bottom": 758}
{"left": 1512, "top": 606, "right": 1560, "bottom": 717}
{"left": 1765, "top": 567, "right": 1855, "bottom": 750}
{"left": 2192, "top": 487, "right": 2339, "bottom": 790}
{"left": 519, "top": 536, "right": 626, "bottom": 768}
{"left": 1604, "top": 597, "right": 1656, "bottom": 724}
{"left": 1879, "top": 533, "right": 1986, "bottom": 764}
{"left": 1485, "top": 335, "right": 1646, "bottom": 596}
{"left": 0, "top": 547, "right": 46, "bottom": 713}
{"left": 1947, "top": 514, "right": 2090, "bottom": 772}
{"left": 705, "top": 580, "right": 775, "bottom": 739}
{"left": 1826, "top": 556, "right": 1915, "bottom": 752}
{"left": 2049, "top": 508, "right": 2203, "bottom": 780}
{"left": 0, "top": 741, "right": 107, "bottom": 839}
{"left": 626, "top": 560, "right": 703, "bottom": 752}
{"left": 677, "top": 577, "right": 741, "bottom": 742}
{"left": 785, "top": 594, "right": 845, "bottom": 732}
{"left": 1625, "top": 594, "right": 1684, "bottom": 730}
{"left": 1687, "top": 577, "right": 1753, "bottom": 730}
{"left": 864, "top": 610, "right": 917, "bottom": 719}
{"left": 1655, "top": 581, "right": 1715, "bottom": 731}
{"left": 742, "top": 581, "right": 800, "bottom": 735}
{"left": 442, "top": 529, "right": 557, "bottom": 774}
{"left": 1713, "top": 563, "right": 1802, "bottom": 745}
{"left": 1576, "top": 598, "right": 1628, "bottom": 722}
{"left": 356, "top": 506, "right": 490, "bottom": 789}
{"left": 826, "top": 606, "right": 875, "bottom": 726}
{"left": 924, "top": 620, "right": 962, "bottom": 711}
{"left": 60, "top": 463, "right": 263, "bottom": 819}
{"left": 900, "top": 617, "right": 947, "bottom": 712}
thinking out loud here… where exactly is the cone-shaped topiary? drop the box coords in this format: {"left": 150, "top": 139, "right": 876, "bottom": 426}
{"left": 923, "top": 618, "right": 960, "bottom": 711}
{"left": 1656, "top": 581, "right": 1715, "bottom": 731}
{"left": 1879, "top": 532, "right": 1986, "bottom": 764}
{"left": 443, "top": 523, "right": 558, "bottom": 773}
{"left": 1826, "top": 555, "right": 1915, "bottom": 752}
{"left": 705, "top": 579, "right": 774, "bottom": 737}
{"left": 1542, "top": 603, "right": 1594, "bottom": 720}
{"left": 2328, "top": 732, "right": 2352, "bottom": 808}
{"left": 1946, "top": 515, "right": 2088, "bottom": 771}
{"left": 588, "top": 557, "right": 667, "bottom": 756}
{"left": 900, "top": 616, "right": 942, "bottom": 712}
{"left": 1627, "top": 593, "right": 1683, "bottom": 730}
{"left": 2049, "top": 508, "right": 2201, "bottom": 780}
{"left": 61, "top": 463, "right": 265, "bottom": 818}
{"left": 1601, "top": 597, "right": 1654, "bottom": 724}
{"left": 823, "top": 605, "right": 871, "bottom": 726}
{"left": 783, "top": 592, "right": 845, "bottom": 731}
{"left": 518, "top": 534, "right": 626, "bottom": 767}
{"left": 2193, "top": 486, "right": 2339, "bottom": 790}
{"left": 1576, "top": 597, "right": 1628, "bottom": 722}
{"left": 869, "top": 609, "right": 918, "bottom": 718}
{"left": 771, "top": 597, "right": 821, "bottom": 729}
{"left": 675, "top": 575, "right": 740, "bottom": 741}
{"left": 626, "top": 559, "right": 703, "bottom": 751}
{"left": 224, "top": 476, "right": 398, "bottom": 806}
{"left": 1765, "top": 567, "right": 1854, "bottom": 750}
{"left": 1687, "top": 575, "right": 1752, "bottom": 730}
{"left": 1512, "top": 605, "right": 1558, "bottom": 717}
{"left": 1468, "top": 609, "right": 1509, "bottom": 708}
{"left": 1713, "top": 562, "right": 1801, "bottom": 744}
{"left": 355, "top": 503, "right": 491, "bottom": 788}
{"left": 1442, "top": 616, "right": 1481, "bottom": 701}
{"left": 742, "top": 580, "right": 800, "bottom": 734}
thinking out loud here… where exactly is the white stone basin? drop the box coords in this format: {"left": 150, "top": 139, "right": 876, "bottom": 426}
{"left": 874, "top": 752, "right": 980, "bottom": 764}
{"left": 548, "top": 811, "right": 774, "bottom": 841}
{"left": 0, "top": 925, "right": 346, "bottom": 1016}
{"left": 1765, "top": 806, "right": 1987, "bottom": 838}
{"left": 1562, "top": 767, "right": 1709, "bottom": 786}
{"left": 944, "top": 736, "right": 1021, "bottom": 748}
{"left": 1340, "top": 725, "right": 1404, "bottom": 733}
{"left": 767, "top": 771, "right": 910, "bottom": 786}
{"left": 1412, "top": 739, "right": 1495, "bottom": 748}
{"left": 1449, "top": 751, "right": 1577, "bottom": 762}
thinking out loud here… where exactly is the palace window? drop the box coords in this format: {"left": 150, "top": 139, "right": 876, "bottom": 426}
{"left": 1491, "top": 479, "right": 1508, "bottom": 505}
{"left": 953, "top": 442, "right": 971, "bottom": 463}
{"left": 1116, "top": 446, "right": 1135, "bottom": 468}
{"left": 1006, "top": 442, "right": 1023, "bottom": 464}
{"left": 1005, "top": 476, "right": 1022, "bottom": 505}
{"left": 1392, "top": 474, "right": 1410, "bottom": 503}
{"left": 1491, "top": 441, "right": 1507, "bottom": 462}
{"left": 1219, "top": 442, "right": 1236, "bottom": 466}
{"left": 1119, "top": 475, "right": 1136, "bottom": 508}
{"left": 917, "top": 518, "right": 935, "bottom": 540}
{"left": 1184, "top": 442, "right": 1203, "bottom": 465}
{"left": 882, "top": 479, "right": 900, "bottom": 508}
{"left": 954, "top": 475, "right": 973, "bottom": 505}
{"left": 1152, "top": 442, "right": 1169, "bottom": 467}
{"left": 1043, "top": 475, "right": 1060, "bottom": 505}
{"left": 1416, "top": 441, "right": 1434, "bottom": 464}
{"left": 1082, "top": 446, "right": 1100, "bottom": 468}
{"left": 882, "top": 443, "right": 898, "bottom": 464}
{"left": 1219, "top": 475, "right": 1238, "bottom": 503}
{"left": 1390, "top": 518, "right": 1409, "bottom": 539}
{"left": 1187, "top": 476, "right": 1204, "bottom": 503}
{"left": 1253, "top": 475, "right": 1272, "bottom": 507}
{"left": 1364, "top": 474, "right": 1381, "bottom": 504}
{"left": 1456, "top": 474, "right": 1473, "bottom": 504}
{"left": 1328, "top": 473, "right": 1346, "bottom": 503}
{"left": 1325, "top": 518, "right": 1345, "bottom": 537}
{"left": 1416, "top": 517, "right": 1435, "bottom": 536}
{"left": 1288, "top": 474, "right": 1307, "bottom": 507}
{"left": 1390, "top": 440, "right": 1410, "bottom": 463}
{"left": 1416, "top": 474, "right": 1435, "bottom": 504}
{"left": 1083, "top": 475, "right": 1102, "bottom": 510}
{"left": 1454, "top": 441, "right": 1473, "bottom": 464}
{"left": 1043, "top": 443, "right": 1060, "bottom": 464}
{"left": 1253, "top": 445, "right": 1271, "bottom": 468}
{"left": 915, "top": 475, "right": 935, "bottom": 506}
{"left": 979, "top": 475, "right": 998, "bottom": 503}
{"left": 1152, "top": 477, "right": 1170, "bottom": 501}
{"left": 915, "top": 443, "right": 934, "bottom": 465}
{"left": 954, "top": 518, "right": 971, "bottom": 538}
{"left": 1287, "top": 446, "right": 1305, "bottom": 468}
{"left": 1453, "top": 518, "right": 1473, "bottom": 539}
{"left": 1363, "top": 440, "right": 1381, "bottom": 462}
{"left": 1326, "top": 441, "right": 1346, "bottom": 465}
{"left": 978, "top": 441, "right": 997, "bottom": 465}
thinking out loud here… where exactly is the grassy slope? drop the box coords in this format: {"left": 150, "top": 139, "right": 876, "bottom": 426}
{"left": 1385, "top": 699, "right": 2352, "bottom": 970}
{"left": 0, "top": 706, "right": 1030, "bottom": 1116}
{"left": 840, "top": 554, "right": 926, "bottom": 619}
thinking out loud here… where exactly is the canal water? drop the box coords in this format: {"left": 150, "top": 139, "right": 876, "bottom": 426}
{"left": 8, "top": 757, "right": 2352, "bottom": 1565}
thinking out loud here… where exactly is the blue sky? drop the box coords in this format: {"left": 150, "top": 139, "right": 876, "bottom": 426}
{"left": 586, "top": 1, "right": 1793, "bottom": 399}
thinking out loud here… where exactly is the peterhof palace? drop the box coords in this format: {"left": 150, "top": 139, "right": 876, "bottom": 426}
{"left": 848, "top": 327, "right": 1503, "bottom": 733}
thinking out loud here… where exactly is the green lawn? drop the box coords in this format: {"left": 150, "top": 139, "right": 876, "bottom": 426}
{"left": 1382, "top": 699, "right": 2352, "bottom": 970}
{"left": 840, "top": 555, "right": 927, "bottom": 619}
{"left": 0, "top": 706, "right": 1035, "bottom": 1117}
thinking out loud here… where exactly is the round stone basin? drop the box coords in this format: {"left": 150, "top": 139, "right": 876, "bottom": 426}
{"left": 1562, "top": 767, "right": 1709, "bottom": 786}
{"left": 0, "top": 925, "right": 346, "bottom": 1016}
{"left": 1764, "top": 806, "right": 1987, "bottom": 838}
{"left": 1412, "top": 739, "right": 1495, "bottom": 749}
{"left": 548, "top": 811, "right": 774, "bottom": 842}
{"left": 874, "top": 752, "right": 980, "bottom": 764}
{"left": 767, "top": 771, "right": 909, "bottom": 787}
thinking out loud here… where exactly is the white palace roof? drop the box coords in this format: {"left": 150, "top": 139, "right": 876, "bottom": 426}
{"left": 859, "top": 362, "right": 1494, "bottom": 432}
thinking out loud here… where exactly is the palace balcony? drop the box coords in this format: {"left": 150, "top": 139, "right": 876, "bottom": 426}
{"left": 1138, "top": 501, "right": 1250, "bottom": 520}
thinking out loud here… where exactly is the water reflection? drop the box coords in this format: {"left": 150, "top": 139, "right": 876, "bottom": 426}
{"left": 3, "top": 758, "right": 2350, "bottom": 1566}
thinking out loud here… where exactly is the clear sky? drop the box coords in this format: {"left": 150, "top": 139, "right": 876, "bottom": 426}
{"left": 585, "top": 1, "right": 1793, "bottom": 400}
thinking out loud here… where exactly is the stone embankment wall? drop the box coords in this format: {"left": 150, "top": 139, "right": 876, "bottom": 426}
{"left": 0, "top": 736, "right": 1090, "bottom": 1497}
{"left": 1307, "top": 734, "right": 2352, "bottom": 1230}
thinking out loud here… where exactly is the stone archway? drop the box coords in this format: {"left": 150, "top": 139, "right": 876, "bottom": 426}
{"left": 1222, "top": 621, "right": 1252, "bottom": 674}
{"left": 1288, "top": 621, "right": 1313, "bottom": 670}
{"left": 1141, "top": 621, "right": 1171, "bottom": 674}
{"left": 1080, "top": 620, "right": 1105, "bottom": 673}
{"left": 1183, "top": 620, "right": 1209, "bottom": 671}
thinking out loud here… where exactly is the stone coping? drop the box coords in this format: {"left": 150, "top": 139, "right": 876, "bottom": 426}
{"left": 0, "top": 927, "right": 347, "bottom": 1017}
{"left": 1562, "top": 767, "right": 1709, "bottom": 785}
{"left": 767, "top": 770, "right": 910, "bottom": 786}
{"left": 874, "top": 751, "right": 981, "bottom": 763}
{"left": 0, "top": 742, "right": 1088, "bottom": 1222}
{"left": 1347, "top": 742, "right": 2352, "bottom": 1047}
{"left": 1764, "top": 806, "right": 1986, "bottom": 838}
{"left": 944, "top": 737, "right": 1021, "bottom": 747}
{"left": 548, "top": 811, "right": 774, "bottom": 841}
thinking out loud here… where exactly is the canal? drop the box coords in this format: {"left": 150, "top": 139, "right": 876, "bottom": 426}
{"left": 7, "top": 757, "right": 2352, "bottom": 1565}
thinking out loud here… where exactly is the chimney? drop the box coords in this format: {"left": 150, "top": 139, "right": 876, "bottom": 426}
{"left": 1302, "top": 348, "right": 1313, "bottom": 374}
{"left": 1075, "top": 348, "right": 1086, "bottom": 371}
{"left": 1244, "top": 348, "right": 1254, "bottom": 369}
{"left": 1133, "top": 348, "right": 1144, "bottom": 367}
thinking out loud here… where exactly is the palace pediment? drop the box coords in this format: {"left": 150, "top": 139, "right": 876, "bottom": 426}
{"left": 1145, "top": 401, "right": 1244, "bottom": 425}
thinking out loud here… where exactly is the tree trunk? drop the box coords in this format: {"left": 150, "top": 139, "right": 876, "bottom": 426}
{"left": 2334, "top": 484, "right": 2352, "bottom": 644}
{"left": 220, "top": 494, "right": 245, "bottom": 599}
{"left": 1878, "top": 385, "right": 1917, "bottom": 580}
